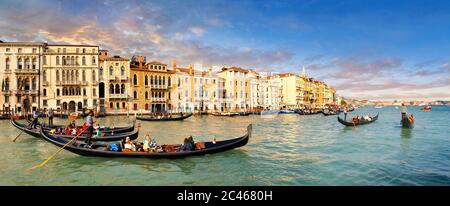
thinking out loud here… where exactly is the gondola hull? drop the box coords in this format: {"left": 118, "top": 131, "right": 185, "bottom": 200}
{"left": 39, "top": 124, "right": 252, "bottom": 158}
{"left": 401, "top": 115, "right": 414, "bottom": 128}
{"left": 211, "top": 113, "right": 239, "bottom": 117}
{"left": 136, "top": 113, "right": 193, "bottom": 121}
{"left": 11, "top": 119, "right": 139, "bottom": 141}
{"left": 337, "top": 113, "right": 379, "bottom": 126}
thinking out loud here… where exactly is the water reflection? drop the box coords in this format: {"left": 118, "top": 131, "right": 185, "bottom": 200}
{"left": 400, "top": 128, "right": 413, "bottom": 139}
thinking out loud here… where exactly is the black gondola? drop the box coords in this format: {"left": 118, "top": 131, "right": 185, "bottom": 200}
{"left": 322, "top": 109, "right": 341, "bottom": 116}
{"left": 337, "top": 113, "right": 379, "bottom": 126}
{"left": 401, "top": 114, "right": 414, "bottom": 128}
{"left": 211, "top": 112, "right": 239, "bottom": 117}
{"left": 11, "top": 119, "right": 139, "bottom": 141}
{"left": 238, "top": 112, "right": 251, "bottom": 116}
{"left": 136, "top": 113, "right": 193, "bottom": 121}
{"left": 26, "top": 117, "right": 135, "bottom": 133}
{"left": 297, "top": 110, "right": 321, "bottom": 115}
{"left": 39, "top": 124, "right": 252, "bottom": 158}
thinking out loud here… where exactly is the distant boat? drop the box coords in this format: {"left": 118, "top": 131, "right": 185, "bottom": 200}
{"left": 337, "top": 113, "right": 379, "bottom": 126}
{"left": 374, "top": 105, "right": 383, "bottom": 109}
{"left": 279, "top": 109, "right": 295, "bottom": 114}
{"left": 260, "top": 110, "right": 279, "bottom": 118}
{"left": 420, "top": 106, "right": 431, "bottom": 111}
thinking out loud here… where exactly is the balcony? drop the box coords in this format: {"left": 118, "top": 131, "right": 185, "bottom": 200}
{"left": 14, "top": 90, "right": 38, "bottom": 95}
{"left": 109, "top": 94, "right": 127, "bottom": 99}
{"left": 151, "top": 97, "right": 166, "bottom": 102}
{"left": 4, "top": 69, "right": 12, "bottom": 74}
{"left": 1, "top": 90, "right": 12, "bottom": 95}
{"left": 150, "top": 84, "right": 168, "bottom": 90}
{"left": 14, "top": 69, "right": 39, "bottom": 74}
{"left": 56, "top": 80, "right": 81, "bottom": 86}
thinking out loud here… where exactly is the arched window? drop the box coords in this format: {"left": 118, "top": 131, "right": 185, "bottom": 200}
{"left": 62, "top": 70, "right": 65, "bottom": 81}
{"left": 116, "top": 102, "right": 120, "bottom": 109}
{"left": 92, "top": 70, "right": 96, "bottom": 81}
{"left": 17, "top": 57, "right": 23, "bottom": 69}
{"left": 4, "top": 78, "right": 10, "bottom": 90}
{"left": 168, "top": 77, "right": 171, "bottom": 86}
{"left": 158, "top": 76, "right": 162, "bottom": 85}
{"left": 92, "top": 56, "right": 96, "bottom": 64}
{"left": 82, "top": 56, "right": 86, "bottom": 65}
{"left": 62, "top": 56, "right": 66, "bottom": 65}
{"left": 110, "top": 102, "right": 113, "bottom": 109}
{"left": 133, "top": 91, "right": 137, "bottom": 99}
{"left": 43, "top": 56, "right": 46, "bottom": 65}
{"left": 162, "top": 76, "right": 165, "bottom": 85}
{"left": 5, "top": 58, "right": 10, "bottom": 70}
{"left": 109, "top": 66, "right": 114, "bottom": 78}
{"left": 145, "top": 75, "right": 148, "bottom": 86}
{"left": 109, "top": 84, "right": 114, "bottom": 94}
{"left": 71, "top": 70, "right": 74, "bottom": 81}
{"left": 75, "top": 56, "right": 79, "bottom": 65}
{"left": 25, "top": 58, "right": 30, "bottom": 69}
{"left": 121, "top": 84, "right": 125, "bottom": 94}
{"left": 133, "top": 74, "right": 137, "bottom": 85}
{"left": 122, "top": 102, "right": 126, "bottom": 109}
{"left": 145, "top": 91, "right": 149, "bottom": 99}
{"left": 83, "top": 88, "right": 86, "bottom": 96}
{"left": 32, "top": 58, "right": 36, "bottom": 69}
{"left": 56, "top": 56, "right": 60, "bottom": 65}
{"left": 82, "top": 70, "right": 86, "bottom": 81}
{"left": 115, "top": 84, "right": 120, "bottom": 94}
{"left": 71, "top": 56, "right": 74, "bottom": 65}
{"left": 56, "top": 70, "right": 60, "bottom": 82}
{"left": 150, "top": 76, "right": 153, "bottom": 85}
{"left": 43, "top": 89, "right": 47, "bottom": 96}
{"left": 99, "top": 67, "right": 103, "bottom": 78}
{"left": 75, "top": 70, "right": 79, "bottom": 81}
{"left": 121, "top": 66, "right": 125, "bottom": 76}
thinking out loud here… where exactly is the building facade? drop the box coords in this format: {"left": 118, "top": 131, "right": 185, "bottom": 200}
{"left": 42, "top": 44, "right": 99, "bottom": 113}
{"left": 217, "top": 67, "right": 251, "bottom": 112}
{"left": 0, "top": 42, "right": 44, "bottom": 114}
{"left": 98, "top": 50, "right": 130, "bottom": 113}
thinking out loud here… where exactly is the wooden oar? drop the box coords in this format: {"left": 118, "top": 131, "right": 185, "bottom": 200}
{"left": 12, "top": 131, "right": 24, "bottom": 142}
{"left": 28, "top": 122, "right": 95, "bottom": 171}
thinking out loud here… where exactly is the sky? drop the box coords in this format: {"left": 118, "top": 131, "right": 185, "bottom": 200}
{"left": 1, "top": 0, "right": 450, "bottom": 101}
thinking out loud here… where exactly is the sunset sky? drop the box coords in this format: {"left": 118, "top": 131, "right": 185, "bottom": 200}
{"left": 1, "top": 0, "right": 450, "bottom": 100}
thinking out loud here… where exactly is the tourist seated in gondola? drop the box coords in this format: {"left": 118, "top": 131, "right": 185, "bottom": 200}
{"left": 179, "top": 137, "right": 194, "bottom": 151}
{"left": 123, "top": 136, "right": 137, "bottom": 152}
{"left": 143, "top": 134, "right": 154, "bottom": 152}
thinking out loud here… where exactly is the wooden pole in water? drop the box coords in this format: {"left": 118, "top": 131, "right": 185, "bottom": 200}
{"left": 12, "top": 131, "right": 24, "bottom": 142}
{"left": 28, "top": 122, "right": 93, "bottom": 171}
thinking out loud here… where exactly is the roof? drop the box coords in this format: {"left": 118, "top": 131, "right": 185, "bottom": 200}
{"left": 0, "top": 41, "right": 45, "bottom": 46}
{"left": 219, "top": 66, "right": 250, "bottom": 73}
{"left": 147, "top": 61, "right": 166, "bottom": 65}
{"left": 47, "top": 44, "right": 98, "bottom": 48}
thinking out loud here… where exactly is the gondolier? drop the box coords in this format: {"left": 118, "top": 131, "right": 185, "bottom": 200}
{"left": 400, "top": 103, "right": 407, "bottom": 119}
{"left": 30, "top": 110, "right": 39, "bottom": 129}
{"left": 85, "top": 110, "right": 94, "bottom": 147}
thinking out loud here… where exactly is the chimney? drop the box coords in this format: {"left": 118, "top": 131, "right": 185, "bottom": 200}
{"left": 188, "top": 64, "right": 193, "bottom": 75}
{"left": 172, "top": 59, "right": 177, "bottom": 70}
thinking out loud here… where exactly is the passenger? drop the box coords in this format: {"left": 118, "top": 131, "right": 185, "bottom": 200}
{"left": 143, "top": 134, "right": 152, "bottom": 152}
{"left": 123, "top": 136, "right": 137, "bottom": 152}
{"left": 179, "top": 138, "right": 193, "bottom": 151}
{"left": 187, "top": 136, "right": 195, "bottom": 146}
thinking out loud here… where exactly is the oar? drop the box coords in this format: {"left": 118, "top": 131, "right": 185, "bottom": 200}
{"left": 28, "top": 122, "right": 95, "bottom": 171}
{"left": 12, "top": 131, "right": 24, "bottom": 142}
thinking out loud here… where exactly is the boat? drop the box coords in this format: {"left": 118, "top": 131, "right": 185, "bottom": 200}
{"left": 26, "top": 118, "right": 135, "bottom": 134}
{"left": 337, "top": 113, "right": 379, "bottom": 126}
{"left": 322, "top": 109, "right": 340, "bottom": 116}
{"left": 0, "top": 114, "right": 10, "bottom": 120}
{"left": 374, "top": 105, "right": 383, "bottom": 109}
{"left": 39, "top": 124, "right": 252, "bottom": 158}
{"left": 297, "top": 109, "right": 321, "bottom": 115}
{"left": 401, "top": 114, "right": 414, "bottom": 128}
{"left": 136, "top": 113, "right": 193, "bottom": 121}
{"left": 238, "top": 112, "right": 251, "bottom": 116}
{"left": 260, "top": 110, "right": 279, "bottom": 118}
{"left": 11, "top": 119, "right": 139, "bottom": 141}
{"left": 211, "top": 112, "right": 239, "bottom": 117}
{"left": 69, "top": 112, "right": 81, "bottom": 120}
{"left": 279, "top": 110, "right": 295, "bottom": 114}
{"left": 420, "top": 106, "right": 431, "bottom": 111}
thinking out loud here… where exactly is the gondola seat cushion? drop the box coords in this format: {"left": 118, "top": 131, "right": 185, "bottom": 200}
{"left": 195, "top": 142, "right": 205, "bottom": 150}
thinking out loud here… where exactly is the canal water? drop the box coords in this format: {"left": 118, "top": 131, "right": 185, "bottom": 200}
{"left": 1, "top": 106, "right": 449, "bottom": 185}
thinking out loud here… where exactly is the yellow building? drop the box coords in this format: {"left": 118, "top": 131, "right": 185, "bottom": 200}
{"left": 217, "top": 67, "right": 251, "bottom": 112}
{"left": 98, "top": 50, "right": 130, "bottom": 113}
{"left": 130, "top": 56, "right": 173, "bottom": 113}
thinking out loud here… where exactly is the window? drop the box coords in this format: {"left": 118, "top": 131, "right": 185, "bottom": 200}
{"left": 6, "top": 48, "right": 10, "bottom": 52}
{"left": 82, "top": 48, "right": 86, "bottom": 53}
{"left": 56, "top": 56, "right": 60, "bottom": 65}
{"left": 145, "top": 75, "right": 148, "bottom": 86}
{"left": 43, "top": 100, "right": 47, "bottom": 106}
{"left": 82, "top": 56, "right": 86, "bottom": 65}
{"left": 121, "top": 66, "right": 125, "bottom": 76}
{"left": 109, "top": 66, "right": 114, "bottom": 78}
{"left": 4, "top": 78, "right": 10, "bottom": 90}
{"left": 18, "top": 48, "right": 22, "bottom": 53}
{"left": 5, "top": 58, "right": 10, "bottom": 70}
{"left": 133, "top": 74, "right": 137, "bottom": 85}
{"left": 93, "top": 88, "right": 96, "bottom": 96}
{"left": 62, "top": 56, "right": 66, "bottom": 65}
{"left": 121, "top": 84, "right": 125, "bottom": 94}
{"left": 83, "top": 89, "right": 86, "bottom": 96}
{"left": 92, "top": 56, "right": 96, "bottom": 64}
{"left": 82, "top": 70, "right": 86, "bottom": 81}
{"left": 32, "top": 48, "right": 37, "bottom": 54}
{"left": 99, "top": 67, "right": 103, "bottom": 79}
{"left": 57, "top": 89, "right": 60, "bottom": 96}
{"left": 43, "top": 70, "right": 47, "bottom": 82}
{"left": 43, "top": 56, "right": 46, "bottom": 65}
{"left": 76, "top": 48, "right": 79, "bottom": 53}
{"left": 145, "top": 92, "right": 148, "bottom": 99}
{"left": 109, "top": 84, "right": 114, "bottom": 94}
{"left": 133, "top": 91, "right": 137, "bottom": 99}
{"left": 92, "top": 70, "right": 96, "bottom": 81}
{"left": 43, "top": 89, "right": 47, "bottom": 96}
{"left": 56, "top": 70, "right": 60, "bottom": 81}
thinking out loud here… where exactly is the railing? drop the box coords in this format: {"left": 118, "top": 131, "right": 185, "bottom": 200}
{"left": 56, "top": 80, "right": 81, "bottom": 86}
{"left": 109, "top": 94, "right": 127, "bottom": 99}
{"left": 151, "top": 97, "right": 166, "bottom": 102}
{"left": 1, "top": 90, "right": 12, "bottom": 95}
{"left": 150, "top": 84, "right": 168, "bottom": 89}
{"left": 14, "top": 90, "right": 38, "bottom": 95}
{"left": 14, "top": 69, "right": 39, "bottom": 74}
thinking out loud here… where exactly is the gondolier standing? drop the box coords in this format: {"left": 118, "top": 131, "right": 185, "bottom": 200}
{"left": 30, "top": 110, "right": 39, "bottom": 129}
{"left": 48, "top": 108, "right": 54, "bottom": 127}
{"left": 400, "top": 103, "right": 407, "bottom": 119}
{"left": 85, "top": 110, "right": 94, "bottom": 147}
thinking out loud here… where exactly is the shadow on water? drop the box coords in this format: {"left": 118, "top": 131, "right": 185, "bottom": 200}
{"left": 400, "top": 127, "right": 413, "bottom": 139}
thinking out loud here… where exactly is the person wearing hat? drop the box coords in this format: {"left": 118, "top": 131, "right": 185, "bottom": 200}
{"left": 124, "top": 136, "right": 136, "bottom": 152}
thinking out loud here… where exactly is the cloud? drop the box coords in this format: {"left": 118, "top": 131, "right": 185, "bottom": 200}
{"left": 189, "top": 27, "right": 206, "bottom": 36}
{"left": 329, "top": 57, "right": 403, "bottom": 82}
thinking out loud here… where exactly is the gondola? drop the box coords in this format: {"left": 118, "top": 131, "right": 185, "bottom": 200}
{"left": 136, "top": 113, "right": 193, "bottom": 121}
{"left": 279, "top": 110, "right": 295, "bottom": 114}
{"left": 238, "top": 112, "right": 251, "bottom": 116}
{"left": 401, "top": 114, "right": 414, "bottom": 128}
{"left": 297, "top": 110, "right": 321, "bottom": 115}
{"left": 11, "top": 119, "right": 139, "bottom": 141}
{"left": 322, "top": 110, "right": 340, "bottom": 116}
{"left": 211, "top": 112, "right": 239, "bottom": 117}
{"left": 337, "top": 113, "right": 379, "bottom": 126}
{"left": 39, "top": 124, "right": 252, "bottom": 158}
{"left": 26, "top": 117, "right": 135, "bottom": 133}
